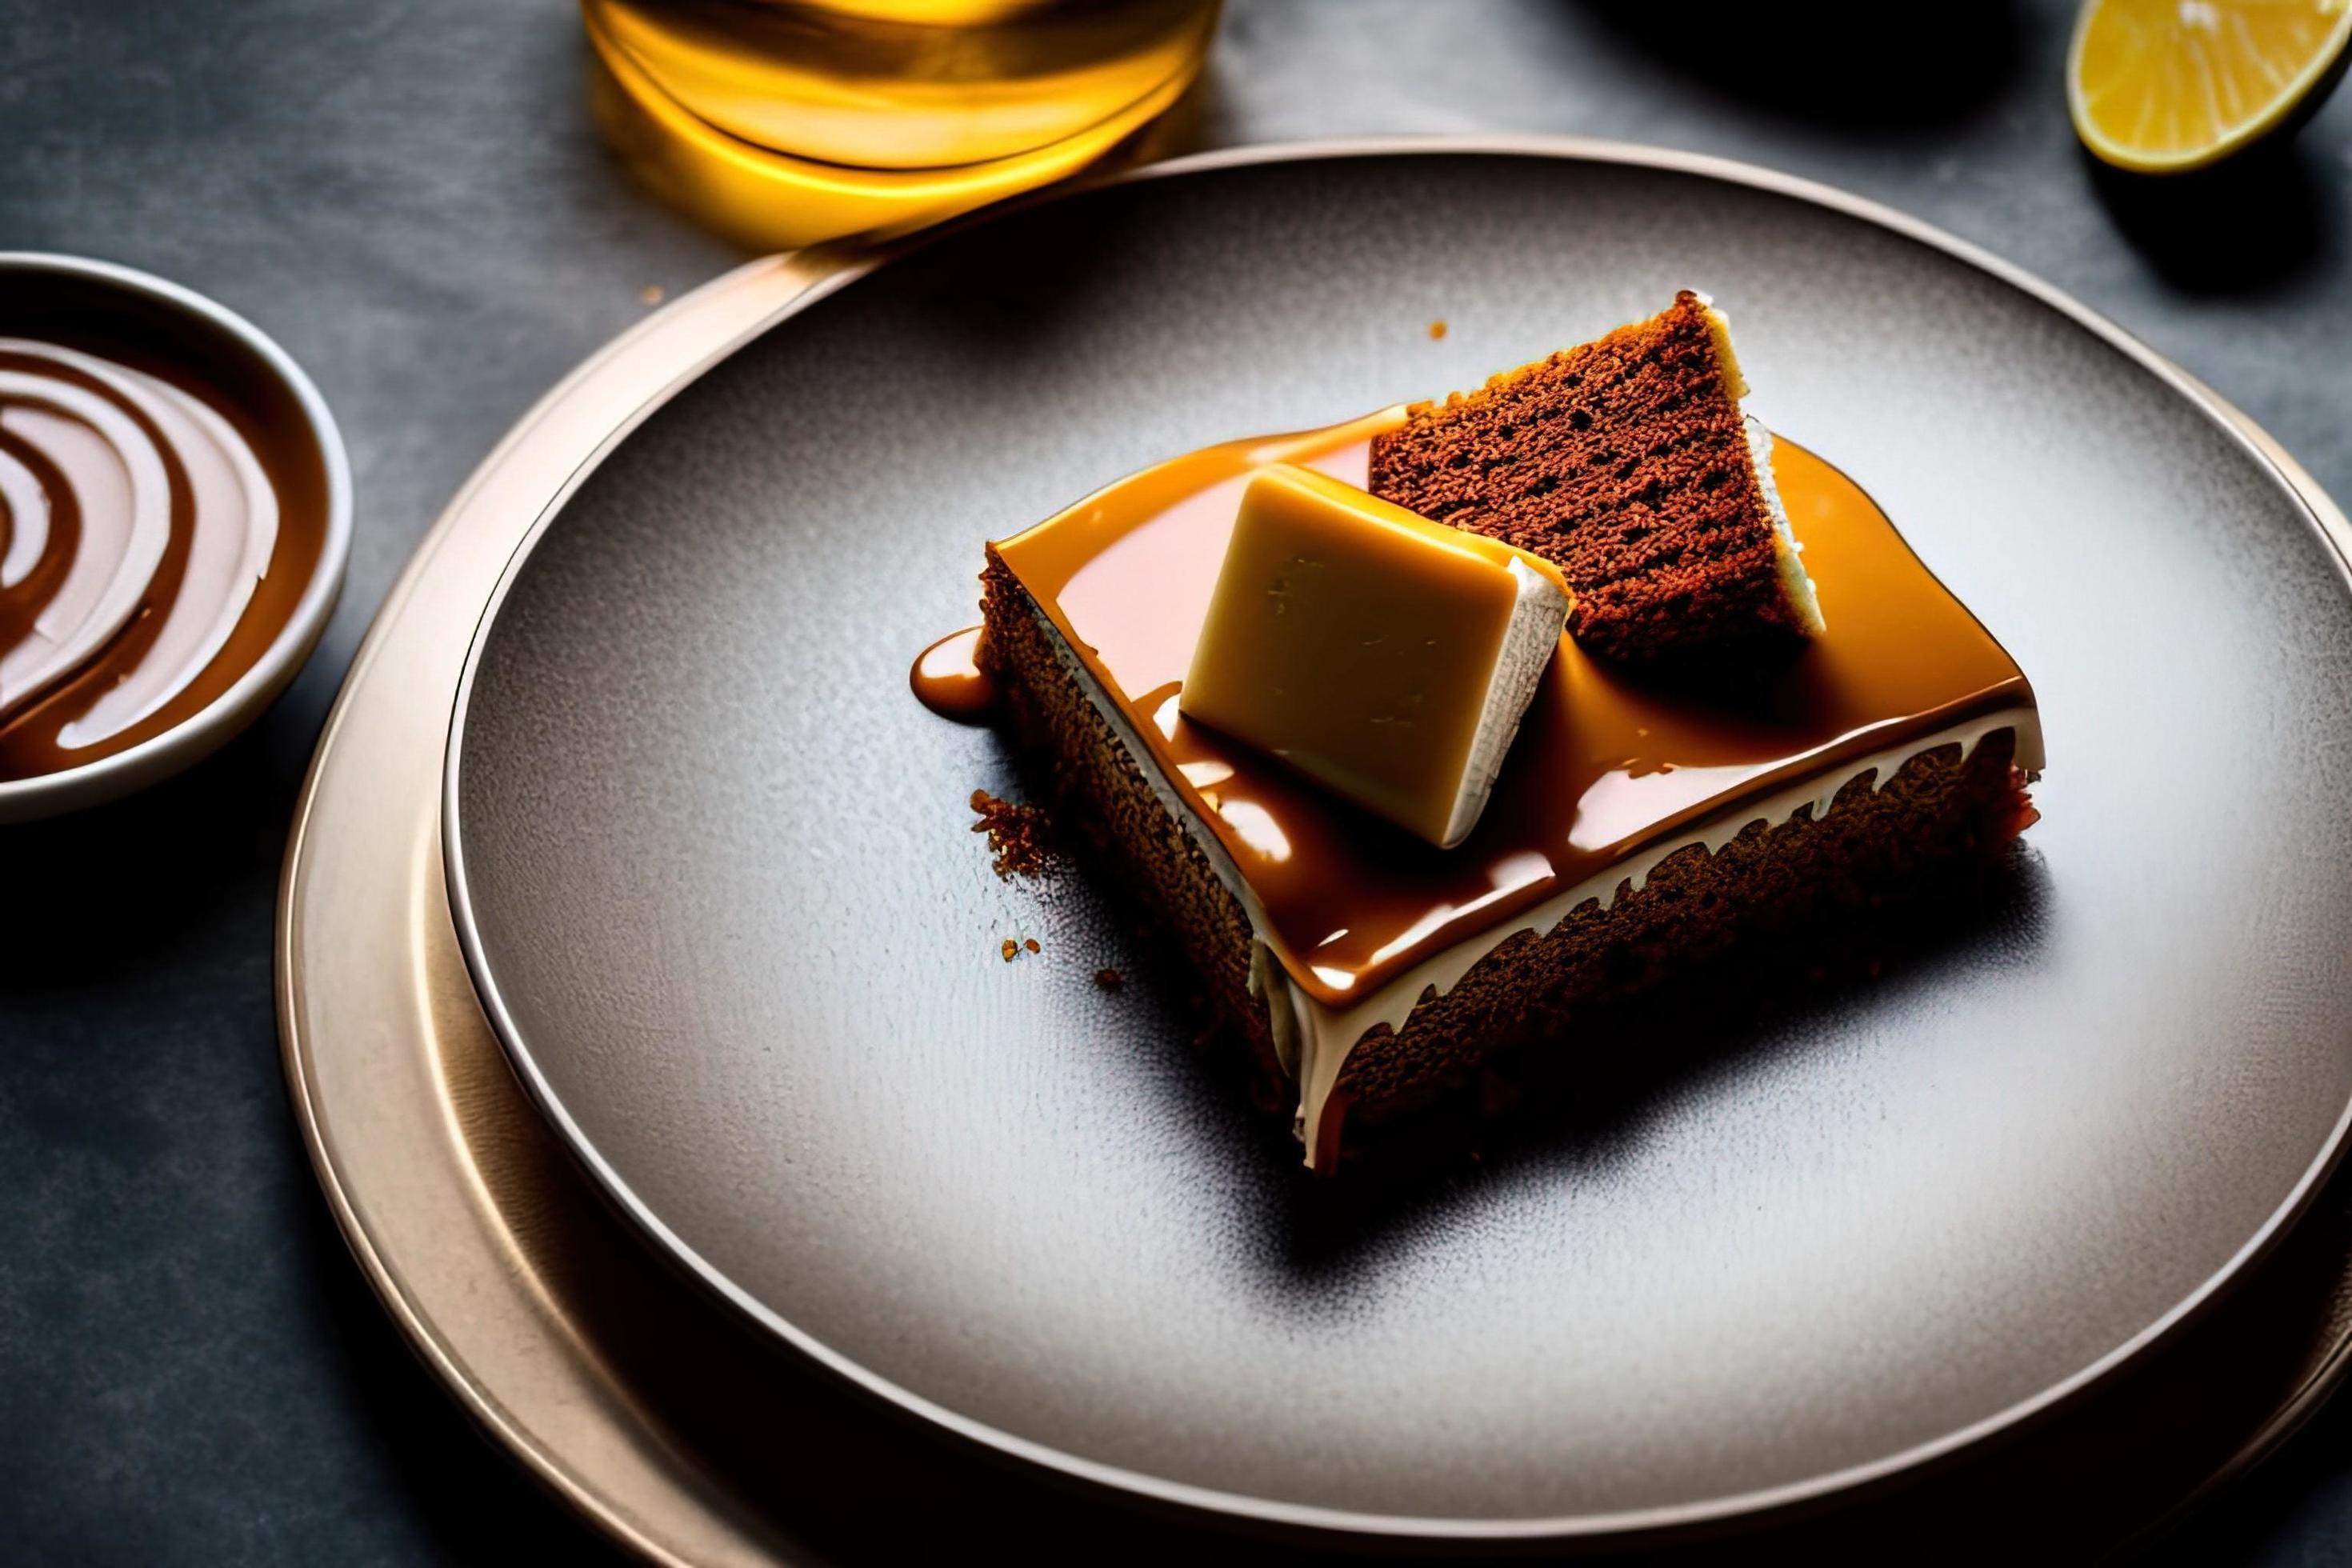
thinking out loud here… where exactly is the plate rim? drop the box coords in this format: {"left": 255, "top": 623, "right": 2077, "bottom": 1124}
{"left": 437, "top": 135, "right": 2352, "bottom": 1542}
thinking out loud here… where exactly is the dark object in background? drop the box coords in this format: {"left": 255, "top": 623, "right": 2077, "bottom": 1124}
{"left": 1582, "top": 0, "right": 2026, "bottom": 131}
{"left": 2087, "top": 147, "right": 2338, "bottom": 297}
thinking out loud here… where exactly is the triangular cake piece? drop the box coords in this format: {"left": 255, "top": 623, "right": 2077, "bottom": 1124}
{"left": 1368, "top": 290, "right": 1824, "bottom": 664}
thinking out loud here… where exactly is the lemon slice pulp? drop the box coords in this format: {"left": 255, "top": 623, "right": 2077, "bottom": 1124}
{"left": 2070, "top": 0, "right": 2352, "bottom": 173}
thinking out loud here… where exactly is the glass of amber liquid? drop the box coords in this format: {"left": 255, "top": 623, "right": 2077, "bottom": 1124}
{"left": 583, "top": 0, "right": 1222, "bottom": 249}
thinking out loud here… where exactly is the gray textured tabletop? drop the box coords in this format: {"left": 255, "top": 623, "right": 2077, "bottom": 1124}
{"left": 2, "top": 2, "right": 2349, "bottom": 1562}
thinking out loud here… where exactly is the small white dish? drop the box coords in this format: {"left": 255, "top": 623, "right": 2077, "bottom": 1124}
{"left": 0, "top": 252, "right": 351, "bottom": 822}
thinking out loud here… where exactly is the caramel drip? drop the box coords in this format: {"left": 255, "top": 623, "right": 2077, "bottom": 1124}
{"left": 910, "top": 625, "right": 999, "bottom": 723}
{"left": 989, "top": 408, "right": 2033, "bottom": 1006}
{"left": 0, "top": 338, "right": 317, "bottom": 782}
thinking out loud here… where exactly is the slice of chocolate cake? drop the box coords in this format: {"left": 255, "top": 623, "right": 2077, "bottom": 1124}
{"left": 949, "top": 290, "right": 2046, "bottom": 1174}
{"left": 1369, "top": 290, "right": 1824, "bottom": 664}
{"left": 962, "top": 385, "right": 2039, "bottom": 1174}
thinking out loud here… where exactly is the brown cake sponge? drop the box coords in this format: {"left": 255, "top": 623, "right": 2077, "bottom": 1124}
{"left": 979, "top": 558, "right": 2028, "bottom": 1174}
{"left": 1369, "top": 290, "right": 1824, "bottom": 664}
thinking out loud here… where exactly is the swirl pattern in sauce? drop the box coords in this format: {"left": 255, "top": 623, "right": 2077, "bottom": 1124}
{"left": 0, "top": 337, "right": 313, "bottom": 782}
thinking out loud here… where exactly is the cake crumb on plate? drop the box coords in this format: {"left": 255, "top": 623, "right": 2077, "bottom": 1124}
{"left": 969, "top": 788, "right": 1056, "bottom": 878}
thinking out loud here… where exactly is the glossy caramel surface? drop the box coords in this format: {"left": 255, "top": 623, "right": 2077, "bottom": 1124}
{"left": 910, "top": 624, "right": 999, "bottom": 723}
{"left": 994, "top": 407, "right": 2033, "bottom": 1006}
{"left": 0, "top": 334, "right": 326, "bottom": 781}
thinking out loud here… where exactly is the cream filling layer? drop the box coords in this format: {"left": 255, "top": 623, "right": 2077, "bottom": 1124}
{"left": 1030, "top": 594, "right": 2041, "bottom": 1172}
{"left": 1697, "top": 295, "right": 1823, "bottom": 638}
{"left": 1440, "top": 556, "right": 1573, "bottom": 850}
{"left": 1748, "top": 416, "right": 1826, "bottom": 638}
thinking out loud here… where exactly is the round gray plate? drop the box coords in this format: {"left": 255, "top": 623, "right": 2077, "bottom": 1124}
{"left": 445, "top": 145, "right": 2352, "bottom": 1541}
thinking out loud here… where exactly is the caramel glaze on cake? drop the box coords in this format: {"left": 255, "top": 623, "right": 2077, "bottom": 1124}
{"left": 974, "top": 406, "right": 2041, "bottom": 1173}
{"left": 1370, "top": 291, "right": 1818, "bottom": 663}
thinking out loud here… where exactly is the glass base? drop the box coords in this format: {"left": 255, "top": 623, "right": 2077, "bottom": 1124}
{"left": 584, "top": 3, "right": 1215, "bottom": 251}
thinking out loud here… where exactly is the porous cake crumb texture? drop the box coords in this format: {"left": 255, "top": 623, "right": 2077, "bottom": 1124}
{"left": 1370, "top": 290, "right": 1810, "bottom": 663}
{"left": 969, "top": 787, "right": 1057, "bottom": 878}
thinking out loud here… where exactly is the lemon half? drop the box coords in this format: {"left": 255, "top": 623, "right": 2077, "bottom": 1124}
{"left": 2070, "top": 0, "right": 2352, "bottom": 173}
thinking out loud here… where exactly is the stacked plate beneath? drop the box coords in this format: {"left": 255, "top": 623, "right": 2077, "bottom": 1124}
{"left": 280, "top": 143, "right": 2352, "bottom": 1562}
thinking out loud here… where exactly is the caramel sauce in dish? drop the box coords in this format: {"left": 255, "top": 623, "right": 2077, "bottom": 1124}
{"left": 990, "top": 406, "right": 2036, "bottom": 1008}
{"left": 0, "top": 338, "right": 321, "bottom": 782}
